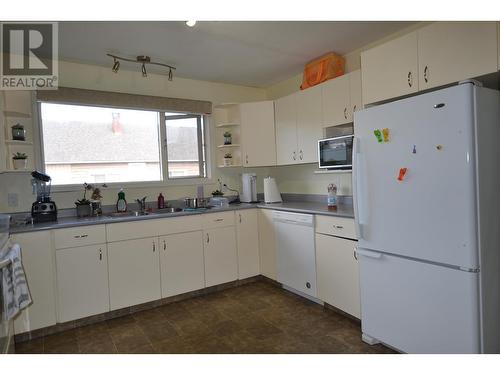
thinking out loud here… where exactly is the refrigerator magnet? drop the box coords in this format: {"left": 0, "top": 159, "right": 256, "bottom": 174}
{"left": 382, "top": 128, "right": 390, "bottom": 142}
{"left": 374, "top": 129, "right": 383, "bottom": 143}
{"left": 412, "top": 145, "right": 417, "bottom": 154}
{"left": 397, "top": 168, "right": 408, "bottom": 182}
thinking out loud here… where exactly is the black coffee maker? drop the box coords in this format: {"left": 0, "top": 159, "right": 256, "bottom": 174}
{"left": 31, "top": 171, "right": 57, "bottom": 223}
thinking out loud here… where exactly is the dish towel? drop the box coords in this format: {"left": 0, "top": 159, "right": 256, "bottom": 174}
{"left": 1, "top": 243, "right": 32, "bottom": 320}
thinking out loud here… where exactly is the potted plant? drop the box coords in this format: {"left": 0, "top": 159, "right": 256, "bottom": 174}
{"left": 223, "top": 152, "right": 233, "bottom": 166}
{"left": 75, "top": 183, "right": 93, "bottom": 217}
{"left": 12, "top": 152, "right": 28, "bottom": 170}
{"left": 223, "top": 131, "right": 232, "bottom": 145}
{"left": 211, "top": 189, "right": 224, "bottom": 197}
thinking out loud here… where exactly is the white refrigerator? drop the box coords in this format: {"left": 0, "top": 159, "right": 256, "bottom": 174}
{"left": 353, "top": 82, "right": 500, "bottom": 353}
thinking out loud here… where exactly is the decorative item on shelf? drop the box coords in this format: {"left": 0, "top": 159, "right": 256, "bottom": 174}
{"left": 11, "top": 123, "right": 26, "bottom": 141}
{"left": 75, "top": 183, "right": 93, "bottom": 217}
{"left": 211, "top": 189, "right": 224, "bottom": 197}
{"left": 223, "top": 153, "right": 233, "bottom": 166}
{"left": 106, "top": 53, "right": 176, "bottom": 80}
{"left": 12, "top": 152, "right": 27, "bottom": 170}
{"left": 223, "top": 131, "right": 232, "bottom": 145}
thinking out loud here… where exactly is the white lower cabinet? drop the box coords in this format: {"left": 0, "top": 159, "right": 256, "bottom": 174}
{"left": 235, "top": 209, "right": 260, "bottom": 279}
{"left": 258, "top": 209, "right": 277, "bottom": 280}
{"left": 316, "top": 233, "right": 360, "bottom": 318}
{"left": 107, "top": 237, "right": 161, "bottom": 310}
{"left": 55, "top": 244, "right": 109, "bottom": 322}
{"left": 11, "top": 231, "right": 57, "bottom": 334}
{"left": 159, "top": 231, "right": 205, "bottom": 298}
{"left": 203, "top": 226, "right": 238, "bottom": 287}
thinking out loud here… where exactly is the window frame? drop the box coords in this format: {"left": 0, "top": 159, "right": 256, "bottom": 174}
{"left": 35, "top": 100, "right": 212, "bottom": 192}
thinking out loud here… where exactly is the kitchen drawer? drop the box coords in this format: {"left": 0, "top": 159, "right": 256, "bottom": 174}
{"left": 54, "top": 225, "right": 106, "bottom": 249}
{"left": 202, "top": 211, "right": 235, "bottom": 229}
{"left": 315, "top": 215, "right": 356, "bottom": 239}
{"left": 106, "top": 215, "right": 202, "bottom": 242}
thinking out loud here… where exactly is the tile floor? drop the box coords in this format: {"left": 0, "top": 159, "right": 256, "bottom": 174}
{"left": 15, "top": 280, "right": 394, "bottom": 354}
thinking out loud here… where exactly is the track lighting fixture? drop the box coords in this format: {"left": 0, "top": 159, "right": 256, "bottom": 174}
{"left": 106, "top": 53, "right": 176, "bottom": 80}
{"left": 112, "top": 58, "right": 120, "bottom": 73}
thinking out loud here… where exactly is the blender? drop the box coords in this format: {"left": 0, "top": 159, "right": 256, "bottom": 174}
{"left": 31, "top": 171, "right": 58, "bottom": 223}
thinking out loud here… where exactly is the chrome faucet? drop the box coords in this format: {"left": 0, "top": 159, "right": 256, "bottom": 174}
{"left": 135, "top": 196, "right": 147, "bottom": 213}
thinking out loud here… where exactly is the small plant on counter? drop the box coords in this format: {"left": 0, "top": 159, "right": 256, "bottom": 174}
{"left": 75, "top": 182, "right": 93, "bottom": 217}
{"left": 12, "top": 152, "right": 28, "bottom": 170}
{"left": 211, "top": 189, "right": 224, "bottom": 197}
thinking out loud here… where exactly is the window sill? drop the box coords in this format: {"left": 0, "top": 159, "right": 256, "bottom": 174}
{"left": 51, "top": 177, "right": 214, "bottom": 193}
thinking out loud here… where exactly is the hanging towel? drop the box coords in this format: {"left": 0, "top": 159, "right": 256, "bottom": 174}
{"left": 1, "top": 243, "right": 32, "bottom": 320}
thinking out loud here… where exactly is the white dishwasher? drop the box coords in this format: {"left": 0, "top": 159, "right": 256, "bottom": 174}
{"left": 273, "top": 211, "right": 317, "bottom": 298}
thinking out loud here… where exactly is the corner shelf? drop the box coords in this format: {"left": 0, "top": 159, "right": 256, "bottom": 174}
{"left": 217, "top": 144, "right": 240, "bottom": 148}
{"left": 0, "top": 169, "right": 32, "bottom": 174}
{"left": 218, "top": 164, "right": 242, "bottom": 168}
{"left": 215, "top": 122, "right": 240, "bottom": 128}
{"left": 5, "top": 140, "right": 33, "bottom": 146}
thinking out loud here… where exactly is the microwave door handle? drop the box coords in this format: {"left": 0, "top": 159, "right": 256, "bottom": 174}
{"left": 352, "top": 137, "right": 363, "bottom": 240}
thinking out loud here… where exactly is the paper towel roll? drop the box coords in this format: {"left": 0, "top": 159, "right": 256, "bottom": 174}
{"left": 264, "top": 177, "right": 282, "bottom": 203}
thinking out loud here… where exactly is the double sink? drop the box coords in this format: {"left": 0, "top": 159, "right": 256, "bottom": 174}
{"left": 105, "top": 207, "right": 184, "bottom": 218}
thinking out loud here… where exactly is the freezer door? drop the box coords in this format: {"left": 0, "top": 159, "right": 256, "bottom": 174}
{"left": 353, "top": 84, "right": 478, "bottom": 269}
{"left": 358, "top": 249, "right": 480, "bottom": 353}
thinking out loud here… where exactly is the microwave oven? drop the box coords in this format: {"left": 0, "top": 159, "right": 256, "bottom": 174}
{"left": 317, "top": 135, "right": 354, "bottom": 170}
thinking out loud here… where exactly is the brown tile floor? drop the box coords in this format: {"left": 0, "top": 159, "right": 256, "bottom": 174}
{"left": 15, "top": 281, "right": 394, "bottom": 354}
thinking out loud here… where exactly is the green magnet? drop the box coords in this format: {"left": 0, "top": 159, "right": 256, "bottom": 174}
{"left": 374, "top": 129, "right": 383, "bottom": 143}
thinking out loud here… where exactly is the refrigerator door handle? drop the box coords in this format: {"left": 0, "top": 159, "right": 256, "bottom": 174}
{"left": 356, "top": 248, "right": 382, "bottom": 259}
{"left": 352, "top": 137, "right": 363, "bottom": 240}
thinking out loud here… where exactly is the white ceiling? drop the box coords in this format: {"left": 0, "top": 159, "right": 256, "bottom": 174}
{"left": 59, "top": 21, "right": 415, "bottom": 88}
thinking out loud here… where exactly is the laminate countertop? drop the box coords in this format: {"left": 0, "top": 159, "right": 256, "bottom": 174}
{"left": 9, "top": 201, "right": 354, "bottom": 234}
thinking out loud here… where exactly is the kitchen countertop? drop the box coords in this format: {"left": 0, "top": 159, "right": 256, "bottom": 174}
{"left": 9, "top": 201, "right": 354, "bottom": 234}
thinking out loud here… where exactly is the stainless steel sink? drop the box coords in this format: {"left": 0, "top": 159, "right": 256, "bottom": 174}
{"left": 106, "top": 211, "right": 157, "bottom": 218}
{"left": 156, "top": 207, "right": 183, "bottom": 214}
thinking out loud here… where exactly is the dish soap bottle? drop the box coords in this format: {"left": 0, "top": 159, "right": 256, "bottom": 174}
{"left": 116, "top": 188, "right": 127, "bottom": 212}
{"left": 327, "top": 183, "right": 337, "bottom": 211}
{"left": 157, "top": 193, "right": 165, "bottom": 209}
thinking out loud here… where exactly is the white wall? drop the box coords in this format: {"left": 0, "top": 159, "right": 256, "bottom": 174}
{"left": 0, "top": 60, "right": 267, "bottom": 213}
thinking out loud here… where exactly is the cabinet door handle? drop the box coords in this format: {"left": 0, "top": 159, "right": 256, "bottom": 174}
{"left": 206, "top": 233, "right": 210, "bottom": 243}
{"left": 74, "top": 234, "right": 88, "bottom": 238}
{"left": 299, "top": 150, "right": 303, "bottom": 160}
{"left": 163, "top": 240, "right": 166, "bottom": 251}
{"left": 353, "top": 105, "right": 357, "bottom": 113}
{"left": 239, "top": 213, "right": 242, "bottom": 223}
{"left": 214, "top": 218, "right": 224, "bottom": 222}
{"left": 407, "top": 71, "right": 413, "bottom": 87}
{"left": 353, "top": 249, "right": 358, "bottom": 261}
{"left": 424, "top": 65, "right": 429, "bottom": 83}
{"left": 292, "top": 151, "right": 296, "bottom": 161}
{"left": 334, "top": 225, "right": 344, "bottom": 229}
{"left": 245, "top": 154, "right": 249, "bottom": 164}
{"left": 152, "top": 242, "right": 156, "bottom": 252}
{"left": 99, "top": 248, "right": 102, "bottom": 261}
{"left": 344, "top": 107, "right": 348, "bottom": 120}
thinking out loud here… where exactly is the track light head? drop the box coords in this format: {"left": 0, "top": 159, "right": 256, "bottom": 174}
{"left": 112, "top": 58, "right": 120, "bottom": 73}
{"left": 141, "top": 63, "right": 147, "bottom": 77}
{"left": 168, "top": 68, "right": 173, "bottom": 81}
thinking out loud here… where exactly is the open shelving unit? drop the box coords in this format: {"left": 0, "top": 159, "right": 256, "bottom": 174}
{"left": 0, "top": 91, "right": 36, "bottom": 173}
{"left": 213, "top": 103, "right": 242, "bottom": 168}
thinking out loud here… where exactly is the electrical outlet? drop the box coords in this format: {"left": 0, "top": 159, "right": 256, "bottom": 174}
{"left": 7, "top": 193, "right": 18, "bottom": 207}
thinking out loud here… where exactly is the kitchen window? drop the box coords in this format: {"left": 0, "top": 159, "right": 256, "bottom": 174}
{"left": 38, "top": 102, "right": 207, "bottom": 186}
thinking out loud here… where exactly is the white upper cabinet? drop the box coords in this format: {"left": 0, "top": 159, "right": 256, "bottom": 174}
{"left": 322, "top": 70, "right": 362, "bottom": 126}
{"left": 275, "top": 93, "right": 298, "bottom": 165}
{"left": 240, "top": 101, "right": 276, "bottom": 167}
{"left": 296, "top": 84, "right": 323, "bottom": 163}
{"left": 322, "top": 73, "right": 350, "bottom": 126}
{"left": 361, "top": 31, "right": 419, "bottom": 105}
{"left": 417, "top": 22, "right": 498, "bottom": 90}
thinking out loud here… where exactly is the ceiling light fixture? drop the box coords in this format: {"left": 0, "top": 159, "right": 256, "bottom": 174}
{"left": 106, "top": 53, "right": 176, "bottom": 80}
{"left": 185, "top": 20, "right": 197, "bottom": 27}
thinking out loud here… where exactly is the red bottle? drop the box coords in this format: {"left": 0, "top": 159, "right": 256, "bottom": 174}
{"left": 157, "top": 193, "right": 165, "bottom": 209}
